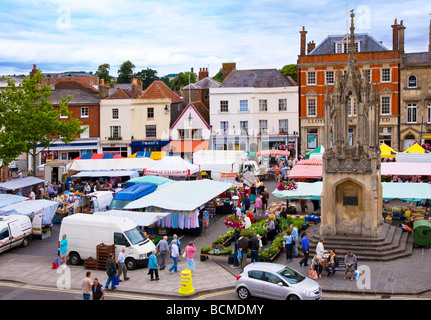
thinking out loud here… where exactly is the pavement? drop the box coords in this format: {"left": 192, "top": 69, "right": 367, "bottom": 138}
{"left": 0, "top": 179, "right": 431, "bottom": 299}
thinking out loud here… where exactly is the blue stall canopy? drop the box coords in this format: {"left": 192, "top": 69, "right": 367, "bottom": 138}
{"left": 113, "top": 183, "right": 157, "bottom": 201}
{"left": 125, "top": 175, "right": 172, "bottom": 188}
{"left": 72, "top": 170, "right": 139, "bottom": 179}
{"left": 0, "top": 199, "right": 59, "bottom": 224}
{"left": 0, "top": 177, "right": 45, "bottom": 191}
{"left": 0, "top": 194, "right": 29, "bottom": 208}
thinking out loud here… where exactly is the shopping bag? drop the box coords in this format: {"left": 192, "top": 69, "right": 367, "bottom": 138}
{"left": 52, "top": 261, "right": 59, "bottom": 269}
{"left": 308, "top": 269, "right": 318, "bottom": 280}
{"left": 354, "top": 271, "right": 359, "bottom": 280}
{"left": 238, "top": 250, "right": 242, "bottom": 259}
{"left": 113, "top": 275, "right": 119, "bottom": 286}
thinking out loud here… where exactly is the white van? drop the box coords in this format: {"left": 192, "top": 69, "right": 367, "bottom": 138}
{"left": 0, "top": 215, "right": 33, "bottom": 253}
{"left": 59, "top": 214, "right": 155, "bottom": 270}
{"left": 89, "top": 191, "right": 113, "bottom": 212}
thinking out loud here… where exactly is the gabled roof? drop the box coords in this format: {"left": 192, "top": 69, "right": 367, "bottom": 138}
{"left": 220, "top": 69, "right": 293, "bottom": 88}
{"left": 401, "top": 52, "right": 431, "bottom": 68}
{"left": 309, "top": 33, "right": 388, "bottom": 55}
{"left": 106, "top": 87, "right": 132, "bottom": 99}
{"left": 50, "top": 89, "right": 100, "bottom": 105}
{"left": 182, "top": 77, "right": 221, "bottom": 90}
{"left": 137, "top": 80, "right": 182, "bottom": 103}
{"left": 54, "top": 80, "right": 99, "bottom": 94}
{"left": 171, "top": 102, "right": 210, "bottom": 129}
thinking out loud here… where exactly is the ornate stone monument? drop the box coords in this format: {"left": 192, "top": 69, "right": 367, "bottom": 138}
{"left": 320, "top": 11, "right": 383, "bottom": 238}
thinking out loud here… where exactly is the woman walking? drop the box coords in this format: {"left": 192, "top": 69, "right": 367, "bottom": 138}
{"left": 185, "top": 242, "right": 197, "bottom": 274}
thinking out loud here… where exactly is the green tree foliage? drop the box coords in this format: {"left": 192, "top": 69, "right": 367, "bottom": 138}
{"left": 134, "top": 68, "right": 160, "bottom": 90}
{"left": 279, "top": 64, "right": 298, "bottom": 83}
{"left": 170, "top": 71, "right": 197, "bottom": 92}
{"left": 212, "top": 68, "right": 223, "bottom": 83}
{"left": 0, "top": 71, "right": 85, "bottom": 175}
{"left": 117, "top": 60, "right": 136, "bottom": 84}
{"left": 94, "top": 63, "right": 113, "bottom": 83}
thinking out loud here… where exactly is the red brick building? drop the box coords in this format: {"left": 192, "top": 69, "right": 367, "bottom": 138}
{"left": 297, "top": 19, "right": 403, "bottom": 156}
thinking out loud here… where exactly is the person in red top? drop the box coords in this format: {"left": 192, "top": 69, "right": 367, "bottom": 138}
{"left": 185, "top": 242, "right": 197, "bottom": 274}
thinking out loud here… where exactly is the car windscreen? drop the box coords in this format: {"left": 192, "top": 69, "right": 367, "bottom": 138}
{"left": 124, "top": 226, "right": 147, "bottom": 245}
{"left": 109, "top": 200, "right": 129, "bottom": 210}
{"left": 278, "top": 267, "right": 305, "bottom": 284}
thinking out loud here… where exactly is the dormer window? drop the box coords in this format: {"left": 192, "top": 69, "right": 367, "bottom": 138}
{"left": 335, "top": 36, "right": 360, "bottom": 53}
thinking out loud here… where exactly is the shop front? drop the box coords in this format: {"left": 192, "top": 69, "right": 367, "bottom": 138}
{"left": 131, "top": 140, "right": 170, "bottom": 153}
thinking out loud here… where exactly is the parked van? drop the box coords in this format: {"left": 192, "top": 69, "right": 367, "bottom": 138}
{"left": 88, "top": 191, "right": 113, "bottom": 212}
{"left": 0, "top": 215, "right": 33, "bottom": 253}
{"left": 60, "top": 214, "right": 155, "bottom": 270}
{"left": 109, "top": 183, "right": 157, "bottom": 210}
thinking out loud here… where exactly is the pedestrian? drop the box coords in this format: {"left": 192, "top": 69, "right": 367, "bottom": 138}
{"left": 91, "top": 278, "right": 105, "bottom": 300}
{"left": 169, "top": 239, "right": 179, "bottom": 273}
{"left": 262, "top": 188, "right": 269, "bottom": 210}
{"left": 48, "top": 184, "right": 55, "bottom": 200}
{"left": 268, "top": 217, "right": 276, "bottom": 241}
{"left": 243, "top": 194, "right": 250, "bottom": 211}
{"left": 82, "top": 271, "right": 92, "bottom": 300}
{"left": 237, "top": 235, "right": 249, "bottom": 271}
{"left": 148, "top": 250, "right": 160, "bottom": 281}
{"left": 290, "top": 224, "right": 299, "bottom": 257}
{"left": 53, "top": 182, "right": 58, "bottom": 198}
{"left": 243, "top": 213, "right": 252, "bottom": 229}
{"left": 58, "top": 234, "right": 68, "bottom": 268}
{"left": 29, "top": 189, "right": 36, "bottom": 200}
{"left": 255, "top": 195, "right": 263, "bottom": 217}
{"left": 316, "top": 238, "right": 325, "bottom": 258}
{"left": 344, "top": 251, "right": 358, "bottom": 281}
{"left": 311, "top": 256, "right": 323, "bottom": 279}
{"left": 185, "top": 241, "right": 197, "bottom": 274}
{"left": 38, "top": 185, "right": 45, "bottom": 199}
{"left": 83, "top": 182, "right": 91, "bottom": 195}
{"left": 283, "top": 230, "right": 294, "bottom": 262}
{"left": 299, "top": 232, "right": 310, "bottom": 267}
{"left": 171, "top": 234, "right": 182, "bottom": 259}
{"left": 156, "top": 236, "right": 169, "bottom": 270}
{"left": 325, "top": 250, "right": 339, "bottom": 276}
{"left": 250, "top": 233, "right": 260, "bottom": 263}
{"left": 105, "top": 253, "right": 117, "bottom": 290}
{"left": 116, "top": 248, "right": 129, "bottom": 281}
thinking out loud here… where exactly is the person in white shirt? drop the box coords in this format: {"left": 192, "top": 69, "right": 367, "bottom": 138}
{"left": 116, "top": 248, "right": 129, "bottom": 281}
{"left": 316, "top": 238, "right": 325, "bottom": 258}
{"left": 169, "top": 240, "right": 179, "bottom": 273}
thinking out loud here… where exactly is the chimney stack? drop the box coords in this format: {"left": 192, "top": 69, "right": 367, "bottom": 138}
{"left": 392, "top": 18, "right": 400, "bottom": 51}
{"left": 222, "top": 63, "right": 236, "bottom": 81}
{"left": 30, "top": 64, "right": 39, "bottom": 78}
{"left": 307, "top": 41, "right": 316, "bottom": 54}
{"left": 398, "top": 20, "right": 406, "bottom": 53}
{"left": 199, "top": 67, "right": 209, "bottom": 81}
{"left": 300, "top": 26, "right": 307, "bottom": 56}
{"left": 428, "top": 19, "right": 431, "bottom": 52}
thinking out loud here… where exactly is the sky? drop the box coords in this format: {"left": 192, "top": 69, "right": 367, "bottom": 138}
{"left": 0, "top": 0, "right": 430, "bottom": 78}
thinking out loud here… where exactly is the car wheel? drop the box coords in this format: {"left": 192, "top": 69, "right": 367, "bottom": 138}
{"left": 68, "top": 252, "right": 81, "bottom": 265}
{"left": 287, "top": 294, "right": 300, "bottom": 301}
{"left": 21, "top": 237, "right": 30, "bottom": 247}
{"left": 126, "top": 258, "right": 137, "bottom": 270}
{"left": 237, "top": 287, "right": 250, "bottom": 300}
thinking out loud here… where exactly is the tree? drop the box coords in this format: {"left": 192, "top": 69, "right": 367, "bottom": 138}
{"left": 170, "top": 71, "right": 197, "bottom": 92}
{"left": 212, "top": 68, "right": 223, "bottom": 83}
{"left": 95, "top": 63, "right": 113, "bottom": 83}
{"left": 0, "top": 71, "right": 85, "bottom": 176}
{"left": 279, "top": 64, "right": 298, "bottom": 83}
{"left": 117, "top": 60, "right": 136, "bottom": 84}
{"left": 134, "top": 68, "right": 160, "bottom": 90}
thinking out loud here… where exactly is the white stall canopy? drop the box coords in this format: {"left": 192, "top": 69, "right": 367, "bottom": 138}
{"left": 69, "top": 158, "right": 156, "bottom": 172}
{"left": 0, "top": 199, "right": 59, "bottom": 224}
{"left": 0, "top": 177, "right": 45, "bottom": 191}
{"left": 94, "top": 210, "right": 171, "bottom": 227}
{"left": 72, "top": 170, "right": 139, "bottom": 179}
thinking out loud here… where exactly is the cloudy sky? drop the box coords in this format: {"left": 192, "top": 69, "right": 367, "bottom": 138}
{"left": 1, "top": 0, "right": 430, "bottom": 78}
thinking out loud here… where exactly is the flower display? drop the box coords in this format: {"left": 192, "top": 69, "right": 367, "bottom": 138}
{"left": 223, "top": 215, "right": 243, "bottom": 229}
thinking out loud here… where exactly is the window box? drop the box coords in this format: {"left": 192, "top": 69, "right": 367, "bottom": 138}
{"left": 108, "top": 136, "right": 122, "bottom": 140}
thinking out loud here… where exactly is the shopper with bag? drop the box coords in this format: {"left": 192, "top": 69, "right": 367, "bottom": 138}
{"left": 185, "top": 241, "right": 197, "bottom": 274}
{"left": 310, "top": 256, "right": 322, "bottom": 279}
{"left": 148, "top": 250, "right": 160, "bottom": 281}
{"left": 105, "top": 253, "right": 118, "bottom": 290}
{"left": 237, "top": 235, "right": 249, "bottom": 271}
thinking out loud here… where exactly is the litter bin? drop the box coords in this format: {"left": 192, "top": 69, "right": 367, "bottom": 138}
{"left": 413, "top": 220, "right": 431, "bottom": 248}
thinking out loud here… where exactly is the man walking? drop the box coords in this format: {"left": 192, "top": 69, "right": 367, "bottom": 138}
{"left": 169, "top": 239, "right": 179, "bottom": 273}
{"left": 91, "top": 278, "right": 105, "bottom": 300}
{"left": 237, "top": 235, "right": 249, "bottom": 271}
{"left": 156, "top": 236, "right": 169, "bottom": 270}
{"left": 290, "top": 224, "right": 299, "bottom": 257}
{"left": 105, "top": 253, "right": 117, "bottom": 290}
{"left": 82, "top": 271, "right": 92, "bottom": 300}
{"left": 299, "top": 232, "right": 310, "bottom": 267}
{"left": 116, "top": 248, "right": 129, "bottom": 281}
{"left": 250, "top": 233, "right": 260, "bottom": 263}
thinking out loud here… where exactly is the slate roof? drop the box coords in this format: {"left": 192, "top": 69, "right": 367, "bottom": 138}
{"left": 220, "top": 69, "right": 294, "bottom": 88}
{"left": 401, "top": 52, "right": 431, "bottom": 68}
{"left": 50, "top": 89, "right": 100, "bottom": 105}
{"left": 54, "top": 80, "right": 99, "bottom": 94}
{"left": 309, "top": 33, "right": 388, "bottom": 55}
{"left": 182, "top": 77, "right": 221, "bottom": 90}
{"left": 137, "top": 80, "right": 182, "bottom": 103}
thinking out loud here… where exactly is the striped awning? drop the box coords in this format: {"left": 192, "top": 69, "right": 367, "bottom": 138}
{"left": 74, "top": 153, "right": 124, "bottom": 160}
{"left": 128, "top": 151, "right": 171, "bottom": 160}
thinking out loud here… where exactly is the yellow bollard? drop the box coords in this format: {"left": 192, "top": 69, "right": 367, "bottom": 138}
{"left": 178, "top": 269, "right": 195, "bottom": 295}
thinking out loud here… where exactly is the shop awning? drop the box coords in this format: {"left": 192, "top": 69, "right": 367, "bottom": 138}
{"left": 72, "top": 170, "right": 139, "bottom": 179}
{"left": 94, "top": 210, "right": 171, "bottom": 227}
{"left": 164, "top": 140, "right": 210, "bottom": 153}
{"left": 0, "top": 177, "right": 45, "bottom": 191}
{"left": 0, "top": 194, "right": 29, "bottom": 208}
{"left": 380, "top": 143, "right": 398, "bottom": 158}
{"left": 128, "top": 151, "right": 171, "bottom": 160}
{"left": 381, "top": 162, "right": 431, "bottom": 176}
{"left": 257, "top": 149, "right": 290, "bottom": 157}
{"left": 144, "top": 156, "right": 200, "bottom": 176}
{"left": 124, "top": 179, "right": 232, "bottom": 211}
{"left": 0, "top": 199, "right": 58, "bottom": 224}
{"left": 305, "top": 145, "right": 325, "bottom": 159}
{"left": 74, "top": 153, "right": 125, "bottom": 160}
{"left": 288, "top": 164, "right": 322, "bottom": 179}
{"left": 296, "top": 159, "right": 323, "bottom": 166}
{"left": 69, "top": 158, "right": 156, "bottom": 171}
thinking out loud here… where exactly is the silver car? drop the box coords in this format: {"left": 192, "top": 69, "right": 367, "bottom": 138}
{"left": 236, "top": 262, "right": 322, "bottom": 300}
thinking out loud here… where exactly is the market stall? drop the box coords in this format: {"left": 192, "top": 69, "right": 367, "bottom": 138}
{"left": 287, "top": 161, "right": 322, "bottom": 180}
{"left": 0, "top": 176, "right": 45, "bottom": 193}
{"left": 74, "top": 153, "right": 125, "bottom": 160}
{"left": 69, "top": 157, "right": 156, "bottom": 172}
{"left": 128, "top": 151, "right": 171, "bottom": 160}
{"left": 94, "top": 210, "right": 171, "bottom": 227}
{"left": 72, "top": 170, "right": 139, "bottom": 180}
{"left": 256, "top": 150, "right": 290, "bottom": 157}
{"left": 143, "top": 156, "right": 200, "bottom": 177}
{"left": 0, "top": 194, "right": 29, "bottom": 208}
{"left": 380, "top": 143, "right": 398, "bottom": 159}
{"left": 125, "top": 175, "right": 172, "bottom": 188}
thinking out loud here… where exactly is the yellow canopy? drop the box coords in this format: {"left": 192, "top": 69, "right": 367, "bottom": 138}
{"left": 380, "top": 143, "right": 398, "bottom": 158}
{"left": 402, "top": 143, "right": 428, "bottom": 153}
